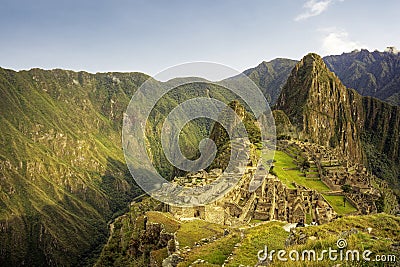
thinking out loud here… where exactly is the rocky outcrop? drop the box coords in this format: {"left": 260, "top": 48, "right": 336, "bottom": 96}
{"left": 275, "top": 53, "right": 364, "bottom": 164}
{"left": 275, "top": 53, "right": 400, "bottom": 189}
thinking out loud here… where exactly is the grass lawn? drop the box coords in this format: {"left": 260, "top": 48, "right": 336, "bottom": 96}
{"left": 226, "top": 222, "right": 289, "bottom": 266}
{"left": 322, "top": 195, "right": 358, "bottom": 215}
{"left": 176, "top": 219, "right": 225, "bottom": 248}
{"left": 146, "top": 211, "right": 181, "bottom": 233}
{"left": 272, "top": 151, "right": 330, "bottom": 192}
{"left": 177, "top": 233, "right": 240, "bottom": 267}
{"left": 275, "top": 214, "right": 400, "bottom": 267}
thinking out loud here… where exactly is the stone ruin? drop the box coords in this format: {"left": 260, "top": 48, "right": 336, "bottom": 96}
{"left": 167, "top": 138, "right": 396, "bottom": 226}
{"left": 281, "top": 140, "right": 386, "bottom": 214}
{"left": 167, "top": 139, "right": 337, "bottom": 226}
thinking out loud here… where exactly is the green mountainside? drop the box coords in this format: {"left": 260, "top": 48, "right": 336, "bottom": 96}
{"left": 275, "top": 53, "right": 400, "bottom": 191}
{"left": 0, "top": 68, "right": 149, "bottom": 266}
{"left": 0, "top": 68, "right": 235, "bottom": 266}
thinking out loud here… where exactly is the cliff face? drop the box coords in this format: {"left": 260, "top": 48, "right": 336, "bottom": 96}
{"left": 275, "top": 53, "right": 400, "bottom": 188}
{"left": 358, "top": 96, "right": 400, "bottom": 187}
{"left": 360, "top": 96, "right": 400, "bottom": 161}
{"left": 275, "top": 53, "right": 364, "bottom": 163}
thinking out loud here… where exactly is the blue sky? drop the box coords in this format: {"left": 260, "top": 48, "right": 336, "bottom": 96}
{"left": 1, "top": 0, "right": 399, "bottom": 75}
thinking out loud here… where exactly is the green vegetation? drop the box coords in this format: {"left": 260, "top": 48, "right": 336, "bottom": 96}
{"left": 322, "top": 195, "right": 357, "bottom": 215}
{"left": 0, "top": 68, "right": 148, "bottom": 266}
{"left": 176, "top": 219, "right": 225, "bottom": 248}
{"left": 227, "top": 222, "right": 288, "bottom": 266}
{"left": 178, "top": 233, "right": 241, "bottom": 267}
{"left": 273, "top": 151, "right": 330, "bottom": 192}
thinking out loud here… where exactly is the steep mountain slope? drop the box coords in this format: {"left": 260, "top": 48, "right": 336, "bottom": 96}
{"left": 324, "top": 49, "right": 400, "bottom": 105}
{"left": 275, "top": 54, "right": 364, "bottom": 163}
{"left": 0, "top": 68, "right": 149, "bottom": 266}
{"left": 275, "top": 54, "right": 400, "bottom": 190}
{"left": 0, "top": 68, "right": 227, "bottom": 266}
{"left": 233, "top": 58, "right": 297, "bottom": 105}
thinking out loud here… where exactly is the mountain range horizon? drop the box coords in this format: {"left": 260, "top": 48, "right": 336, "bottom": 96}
{"left": 2, "top": 46, "right": 398, "bottom": 77}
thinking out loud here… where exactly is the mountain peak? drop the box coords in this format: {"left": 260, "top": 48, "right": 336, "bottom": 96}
{"left": 275, "top": 53, "right": 342, "bottom": 123}
{"left": 296, "top": 53, "right": 335, "bottom": 77}
{"left": 275, "top": 53, "right": 364, "bottom": 163}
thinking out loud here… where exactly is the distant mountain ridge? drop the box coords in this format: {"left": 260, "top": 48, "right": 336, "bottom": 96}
{"left": 241, "top": 58, "right": 297, "bottom": 104}
{"left": 244, "top": 48, "right": 400, "bottom": 106}
{"left": 324, "top": 48, "right": 400, "bottom": 105}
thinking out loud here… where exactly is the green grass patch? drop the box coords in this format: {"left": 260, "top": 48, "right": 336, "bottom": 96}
{"left": 146, "top": 211, "right": 180, "bottom": 233}
{"left": 227, "top": 222, "right": 289, "bottom": 266}
{"left": 150, "top": 248, "right": 169, "bottom": 267}
{"left": 272, "top": 151, "right": 330, "bottom": 192}
{"left": 274, "top": 214, "right": 400, "bottom": 267}
{"left": 178, "top": 233, "right": 240, "bottom": 267}
{"left": 322, "top": 195, "right": 357, "bottom": 215}
{"left": 176, "top": 219, "right": 225, "bottom": 248}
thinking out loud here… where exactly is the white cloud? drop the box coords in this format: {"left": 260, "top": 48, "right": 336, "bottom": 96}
{"left": 295, "top": 0, "right": 339, "bottom": 21}
{"left": 320, "top": 28, "right": 368, "bottom": 55}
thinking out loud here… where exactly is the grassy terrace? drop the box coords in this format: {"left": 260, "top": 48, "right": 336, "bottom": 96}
{"left": 177, "top": 233, "right": 241, "bottom": 267}
{"left": 147, "top": 211, "right": 181, "bottom": 233}
{"left": 272, "top": 150, "right": 330, "bottom": 192}
{"left": 177, "top": 214, "right": 400, "bottom": 267}
{"left": 176, "top": 219, "right": 225, "bottom": 248}
{"left": 322, "top": 195, "right": 358, "bottom": 215}
{"left": 271, "top": 150, "right": 357, "bottom": 215}
{"left": 227, "top": 222, "right": 288, "bottom": 266}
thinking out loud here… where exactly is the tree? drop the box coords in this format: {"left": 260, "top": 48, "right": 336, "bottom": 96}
{"left": 341, "top": 184, "right": 352, "bottom": 193}
{"left": 301, "top": 159, "right": 310, "bottom": 172}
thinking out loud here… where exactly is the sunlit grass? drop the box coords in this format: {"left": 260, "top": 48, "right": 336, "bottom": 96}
{"left": 273, "top": 151, "right": 330, "bottom": 192}
{"left": 176, "top": 219, "right": 225, "bottom": 248}
{"left": 322, "top": 195, "right": 357, "bottom": 215}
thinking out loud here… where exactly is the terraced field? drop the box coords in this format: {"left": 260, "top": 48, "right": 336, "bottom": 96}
{"left": 176, "top": 214, "right": 399, "bottom": 267}
{"left": 273, "top": 150, "right": 330, "bottom": 192}
{"left": 272, "top": 148, "right": 357, "bottom": 216}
